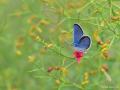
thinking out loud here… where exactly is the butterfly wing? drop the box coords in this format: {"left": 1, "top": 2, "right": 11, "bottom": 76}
{"left": 73, "top": 24, "right": 83, "bottom": 47}
{"left": 76, "top": 36, "right": 91, "bottom": 51}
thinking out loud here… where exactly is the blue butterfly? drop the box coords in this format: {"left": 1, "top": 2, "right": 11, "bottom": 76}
{"left": 73, "top": 24, "right": 91, "bottom": 52}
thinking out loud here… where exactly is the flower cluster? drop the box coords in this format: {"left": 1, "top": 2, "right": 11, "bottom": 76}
{"left": 93, "top": 30, "right": 110, "bottom": 59}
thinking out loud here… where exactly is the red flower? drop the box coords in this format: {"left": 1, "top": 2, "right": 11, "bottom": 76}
{"left": 73, "top": 51, "right": 84, "bottom": 63}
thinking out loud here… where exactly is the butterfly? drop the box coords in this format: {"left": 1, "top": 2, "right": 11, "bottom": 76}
{"left": 73, "top": 24, "right": 91, "bottom": 63}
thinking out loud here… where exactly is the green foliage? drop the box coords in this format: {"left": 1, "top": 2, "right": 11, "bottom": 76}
{"left": 0, "top": 0, "right": 120, "bottom": 90}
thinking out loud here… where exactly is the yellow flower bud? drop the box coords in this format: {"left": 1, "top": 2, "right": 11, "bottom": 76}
{"left": 55, "top": 79, "right": 61, "bottom": 85}
{"left": 39, "top": 19, "right": 49, "bottom": 25}
{"left": 81, "top": 80, "right": 89, "bottom": 85}
{"left": 60, "top": 67, "right": 68, "bottom": 76}
{"left": 16, "top": 50, "right": 22, "bottom": 56}
{"left": 47, "top": 44, "right": 53, "bottom": 48}
{"left": 101, "top": 43, "right": 108, "bottom": 49}
{"left": 28, "top": 55, "right": 36, "bottom": 63}
{"left": 93, "top": 30, "right": 103, "bottom": 45}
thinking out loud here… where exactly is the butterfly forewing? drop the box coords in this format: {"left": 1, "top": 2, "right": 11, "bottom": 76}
{"left": 73, "top": 24, "right": 83, "bottom": 47}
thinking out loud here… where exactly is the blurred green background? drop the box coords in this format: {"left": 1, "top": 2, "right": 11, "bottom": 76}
{"left": 0, "top": 0, "right": 120, "bottom": 90}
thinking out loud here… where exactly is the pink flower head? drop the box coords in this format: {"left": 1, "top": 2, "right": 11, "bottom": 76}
{"left": 73, "top": 50, "right": 84, "bottom": 63}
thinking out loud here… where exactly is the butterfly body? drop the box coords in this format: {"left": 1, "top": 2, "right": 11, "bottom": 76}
{"left": 73, "top": 24, "right": 91, "bottom": 63}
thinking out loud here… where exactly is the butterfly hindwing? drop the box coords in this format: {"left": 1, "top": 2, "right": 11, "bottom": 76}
{"left": 73, "top": 24, "right": 83, "bottom": 47}
{"left": 77, "top": 36, "right": 91, "bottom": 51}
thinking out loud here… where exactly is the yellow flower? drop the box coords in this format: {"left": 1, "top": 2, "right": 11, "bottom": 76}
{"left": 60, "top": 67, "right": 68, "bottom": 76}
{"left": 111, "top": 16, "right": 120, "bottom": 21}
{"left": 28, "top": 26, "right": 41, "bottom": 41}
{"left": 100, "top": 40, "right": 110, "bottom": 59}
{"left": 89, "top": 70, "right": 97, "bottom": 76}
{"left": 93, "top": 30, "right": 110, "bottom": 59}
{"left": 93, "top": 30, "right": 103, "bottom": 45}
{"left": 16, "top": 50, "right": 22, "bottom": 56}
{"left": 101, "top": 43, "right": 108, "bottom": 49}
{"left": 115, "top": 10, "right": 120, "bottom": 15}
{"left": 46, "top": 43, "right": 53, "bottom": 48}
{"left": 84, "top": 72, "right": 89, "bottom": 80}
{"left": 102, "top": 50, "right": 109, "bottom": 59}
{"left": 16, "top": 36, "right": 24, "bottom": 48}
{"left": 101, "top": 47, "right": 108, "bottom": 53}
{"left": 35, "top": 35, "right": 41, "bottom": 41}
{"left": 100, "top": 20, "right": 105, "bottom": 27}
{"left": 81, "top": 80, "right": 89, "bottom": 85}
{"left": 28, "top": 55, "right": 36, "bottom": 63}
{"left": 27, "top": 15, "right": 37, "bottom": 24}
{"left": 36, "top": 27, "right": 42, "bottom": 33}
{"left": 39, "top": 19, "right": 49, "bottom": 25}
{"left": 55, "top": 79, "right": 61, "bottom": 85}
